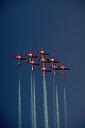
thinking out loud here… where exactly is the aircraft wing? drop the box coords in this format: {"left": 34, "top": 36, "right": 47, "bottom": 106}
{"left": 33, "top": 63, "right": 39, "bottom": 66}
{"left": 24, "top": 53, "right": 29, "bottom": 57}
{"left": 27, "top": 61, "right": 31, "bottom": 64}
{"left": 20, "top": 58, "right": 26, "bottom": 60}
{"left": 27, "top": 61, "right": 39, "bottom": 65}
{"left": 56, "top": 66, "right": 61, "bottom": 70}
{"left": 13, "top": 56, "right": 18, "bottom": 59}
{"left": 57, "top": 66, "right": 70, "bottom": 70}
{"left": 37, "top": 51, "right": 40, "bottom": 53}
{"left": 47, "top": 59, "right": 59, "bottom": 63}
{"left": 38, "top": 59, "right": 41, "bottom": 61}
{"left": 64, "top": 67, "right": 70, "bottom": 70}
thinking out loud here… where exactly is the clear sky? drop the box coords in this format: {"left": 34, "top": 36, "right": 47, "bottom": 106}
{"left": 0, "top": 0, "right": 85, "bottom": 128}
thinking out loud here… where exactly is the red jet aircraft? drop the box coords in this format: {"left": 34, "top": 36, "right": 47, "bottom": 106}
{"left": 37, "top": 48, "right": 49, "bottom": 58}
{"left": 38, "top": 56, "right": 50, "bottom": 65}
{"left": 27, "top": 58, "right": 39, "bottom": 71}
{"left": 38, "top": 64, "right": 51, "bottom": 77}
{"left": 24, "top": 51, "right": 37, "bottom": 62}
{"left": 50, "top": 63, "right": 59, "bottom": 75}
{"left": 50, "top": 63, "right": 70, "bottom": 75}
{"left": 57, "top": 64, "right": 70, "bottom": 75}
{"left": 47, "top": 56, "right": 59, "bottom": 68}
{"left": 13, "top": 52, "right": 26, "bottom": 65}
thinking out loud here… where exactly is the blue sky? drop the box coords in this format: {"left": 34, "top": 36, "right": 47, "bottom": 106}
{"left": 0, "top": 0, "right": 85, "bottom": 128}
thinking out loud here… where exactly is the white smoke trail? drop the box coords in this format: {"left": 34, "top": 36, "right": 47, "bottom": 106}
{"left": 33, "top": 74, "right": 37, "bottom": 128}
{"left": 64, "top": 86, "right": 68, "bottom": 128}
{"left": 31, "top": 72, "right": 34, "bottom": 128}
{"left": 43, "top": 77, "right": 49, "bottom": 128}
{"left": 56, "top": 86, "right": 60, "bottom": 128}
{"left": 53, "top": 77, "right": 56, "bottom": 128}
{"left": 18, "top": 72, "right": 22, "bottom": 128}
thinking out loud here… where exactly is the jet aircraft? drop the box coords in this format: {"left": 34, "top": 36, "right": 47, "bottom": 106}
{"left": 13, "top": 52, "right": 26, "bottom": 65}
{"left": 27, "top": 58, "right": 39, "bottom": 71}
{"left": 38, "top": 64, "right": 51, "bottom": 77}
{"left": 47, "top": 56, "right": 59, "bottom": 68}
{"left": 57, "top": 64, "right": 70, "bottom": 75}
{"left": 38, "top": 56, "right": 50, "bottom": 65}
{"left": 50, "top": 63, "right": 59, "bottom": 75}
{"left": 37, "top": 48, "right": 49, "bottom": 58}
{"left": 24, "top": 51, "right": 37, "bottom": 62}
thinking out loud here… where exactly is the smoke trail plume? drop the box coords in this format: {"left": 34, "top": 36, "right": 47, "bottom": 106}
{"left": 33, "top": 73, "right": 37, "bottom": 128}
{"left": 43, "top": 77, "right": 49, "bottom": 128}
{"left": 52, "top": 77, "right": 56, "bottom": 128}
{"left": 56, "top": 86, "right": 60, "bottom": 128}
{"left": 64, "top": 86, "right": 68, "bottom": 128}
{"left": 31, "top": 72, "right": 34, "bottom": 128}
{"left": 18, "top": 72, "right": 22, "bottom": 128}
{"left": 31, "top": 72, "right": 37, "bottom": 128}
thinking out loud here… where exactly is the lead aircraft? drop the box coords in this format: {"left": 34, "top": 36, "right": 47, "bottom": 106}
{"left": 37, "top": 48, "right": 49, "bottom": 58}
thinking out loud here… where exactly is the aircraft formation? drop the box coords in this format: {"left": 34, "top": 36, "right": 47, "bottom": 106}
{"left": 13, "top": 48, "right": 70, "bottom": 77}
